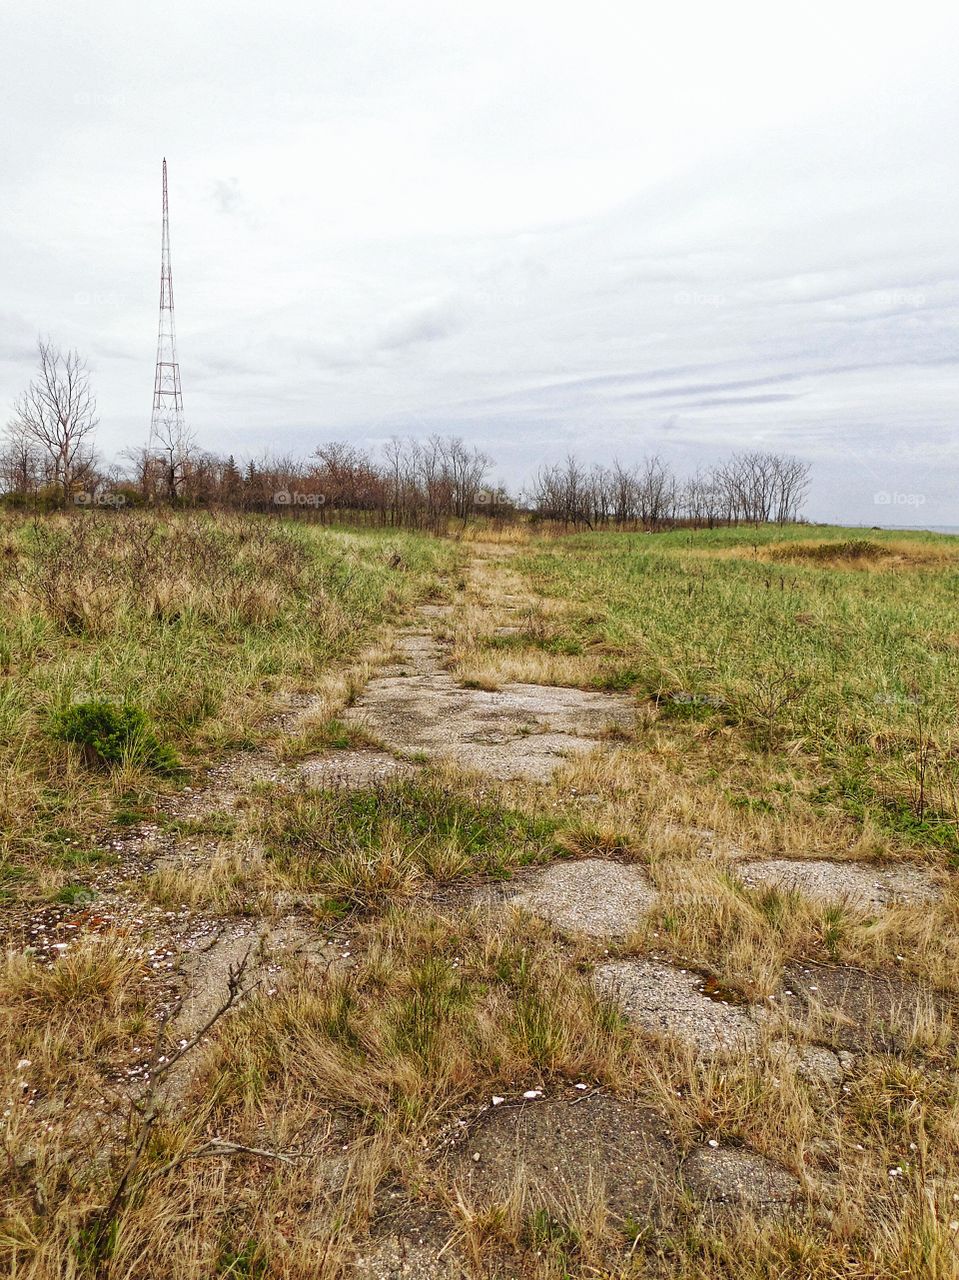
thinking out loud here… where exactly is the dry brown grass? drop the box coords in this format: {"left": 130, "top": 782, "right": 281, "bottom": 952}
{"left": 4, "top": 890, "right": 958, "bottom": 1278}
{"left": 758, "top": 536, "right": 959, "bottom": 571}
{"left": 4, "top": 526, "right": 959, "bottom": 1278}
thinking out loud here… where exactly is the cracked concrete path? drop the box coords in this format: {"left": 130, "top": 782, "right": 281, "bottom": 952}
{"left": 736, "top": 857, "right": 941, "bottom": 911}
{"left": 594, "top": 958, "right": 763, "bottom": 1056}
{"left": 682, "top": 1146, "right": 803, "bottom": 1218}
{"left": 444, "top": 1093, "right": 679, "bottom": 1224}
{"left": 343, "top": 632, "right": 635, "bottom": 782}
{"left": 503, "top": 857, "right": 659, "bottom": 937}
{"left": 301, "top": 749, "right": 418, "bottom": 790}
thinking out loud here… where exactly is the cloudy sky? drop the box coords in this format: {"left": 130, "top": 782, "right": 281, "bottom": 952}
{"left": 1, "top": 1, "right": 957, "bottom": 524}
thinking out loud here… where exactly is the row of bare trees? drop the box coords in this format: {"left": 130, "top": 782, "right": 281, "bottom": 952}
{"left": 0, "top": 340, "right": 497, "bottom": 525}
{"left": 530, "top": 452, "right": 811, "bottom": 528}
{"left": 2, "top": 337, "right": 811, "bottom": 529}
{"left": 222, "top": 436, "right": 498, "bottom": 529}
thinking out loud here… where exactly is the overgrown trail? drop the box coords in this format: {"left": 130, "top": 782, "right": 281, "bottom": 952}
{"left": 339, "top": 547, "right": 634, "bottom": 783}
{"left": 5, "top": 537, "right": 957, "bottom": 1280}
{"left": 288, "top": 544, "right": 842, "bottom": 1271}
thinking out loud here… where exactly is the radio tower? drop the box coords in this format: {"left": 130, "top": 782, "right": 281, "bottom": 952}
{"left": 149, "top": 158, "right": 185, "bottom": 459}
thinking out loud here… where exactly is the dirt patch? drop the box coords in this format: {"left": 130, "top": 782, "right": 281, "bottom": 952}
{"left": 778, "top": 961, "right": 940, "bottom": 1051}
{"left": 345, "top": 634, "right": 635, "bottom": 782}
{"left": 682, "top": 1145, "right": 803, "bottom": 1218}
{"left": 443, "top": 1093, "right": 678, "bottom": 1226}
{"left": 737, "top": 858, "right": 940, "bottom": 911}
{"left": 594, "top": 959, "right": 761, "bottom": 1055}
{"left": 301, "top": 749, "right": 418, "bottom": 791}
{"left": 506, "top": 858, "right": 658, "bottom": 938}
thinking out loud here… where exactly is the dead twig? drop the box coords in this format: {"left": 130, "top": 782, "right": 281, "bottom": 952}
{"left": 86, "top": 947, "right": 257, "bottom": 1266}
{"left": 150, "top": 1137, "right": 300, "bottom": 1182}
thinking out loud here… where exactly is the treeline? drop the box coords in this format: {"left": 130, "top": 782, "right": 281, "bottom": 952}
{"left": 1, "top": 337, "right": 811, "bottom": 530}
{"left": 0, "top": 339, "right": 499, "bottom": 529}
{"left": 122, "top": 436, "right": 499, "bottom": 530}
{"left": 530, "top": 451, "right": 811, "bottom": 528}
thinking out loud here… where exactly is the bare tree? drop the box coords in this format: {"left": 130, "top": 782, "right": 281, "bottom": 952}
{"left": 8, "top": 337, "right": 99, "bottom": 500}
{"left": 441, "top": 436, "right": 490, "bottom": 521}
{"left": 772, "top": 453, "right": 811, "bottom": 524}
{"left": 150, "top": 415, "right": 197, "bottom": 503}
{"left": 0, "top": 425, "right": 44, "bottom": 498}
{"left": 646, "top": 455, "right": 678, "bottom": 529}
{"left": 610, "top": 459, "right": 639, "bottom": 526}
{"left": 122, "top": 445, "right": 165, "bottom": 502}
{"left": 105, "top": 434, "right": 809, "bottom": 530}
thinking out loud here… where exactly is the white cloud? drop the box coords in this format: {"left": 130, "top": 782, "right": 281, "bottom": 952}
{"left": 1, "top": 0, "right": 957, "bottom": 523}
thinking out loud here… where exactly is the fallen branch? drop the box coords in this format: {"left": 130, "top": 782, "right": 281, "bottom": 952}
{"left": 150, "top": 1137, "right": 300, "bottom": 1182}
{"left": 86, "top": 947, "right": 257, "bottom": 1265}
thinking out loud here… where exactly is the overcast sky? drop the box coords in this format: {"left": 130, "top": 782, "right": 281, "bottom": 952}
{"left": 1, "top": 1, "right": 957, "bottom": 524}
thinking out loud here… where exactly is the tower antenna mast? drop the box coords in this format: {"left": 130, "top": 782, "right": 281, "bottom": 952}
{"left": 149, "top": 157, "right": 185, "bottom": 458}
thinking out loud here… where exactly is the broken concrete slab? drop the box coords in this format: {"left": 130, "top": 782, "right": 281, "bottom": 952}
{"left": 375, "top": 634, "right": 451, "bottom": 681}
{"left": 778, "top": 961, "right": 940, "bottom": 1052}
{"left": 345, "top": 632, "right": 634, "bottom": 782}
{"left": 350, "top": 1204, "right": 462, "bottom": 1280}
{"left": 172, "top": 920, "right": 340, "bottom": 1041}
{"left": 770, "top": 1040, "right": 850, "bottom": 1089}
{"left": 683, "top": 1145, "right": 803, "bottom": 1218}
{"left": 594, "top": 959, "right": 760, "bottom": 1056}
{"left": 508, "top": 858, "right": 658, "bottom": 938}
{"left": 443, "top": 1094, "right": 678, "bottom": 1226}
{"left": 737, "top": 858, "right": 940, "bottom": 911}
{"left": 300, "top": 749, "right": 417, "bottom": 791}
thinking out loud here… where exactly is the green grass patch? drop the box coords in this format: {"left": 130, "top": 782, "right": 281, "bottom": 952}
{"left": 516, "top": 524, "right": 959, "bottom": 856}
{"left": 0, "top": 511, "right": 459, "bottom": 900}
{"left": 256, "top": 777, "right": 561, "bottom": 900}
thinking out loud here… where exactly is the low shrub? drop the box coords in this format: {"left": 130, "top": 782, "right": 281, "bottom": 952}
{"left": 52, "top": 700, "right": 178, "bottom": 773}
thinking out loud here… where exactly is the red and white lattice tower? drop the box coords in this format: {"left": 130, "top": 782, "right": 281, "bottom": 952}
{"left": 149, "top": 158, "right": 185, "bottom": 450}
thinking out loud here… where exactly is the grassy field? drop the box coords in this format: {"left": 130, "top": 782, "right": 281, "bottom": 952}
{"left": 0, "top": 511, "right": 459, "bottom": 907}
{"left": 1, "top": 515, "right": 957, "bottom": 1279}
{"left": 464, "top": 525, "right": 959, "bottom": 863}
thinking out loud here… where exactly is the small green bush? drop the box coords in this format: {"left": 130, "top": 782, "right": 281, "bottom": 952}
{"left": 52, "top": 700, "right": 178, "bottom": 773}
